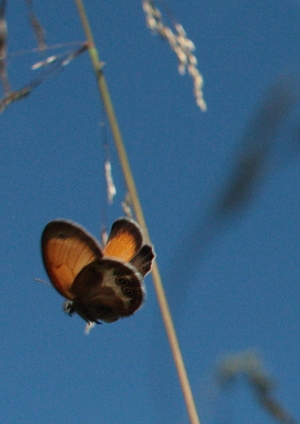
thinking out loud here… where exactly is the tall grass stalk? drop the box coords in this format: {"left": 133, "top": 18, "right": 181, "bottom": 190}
{"left": 73, "top": 1, "right": 201, "bottom": 423}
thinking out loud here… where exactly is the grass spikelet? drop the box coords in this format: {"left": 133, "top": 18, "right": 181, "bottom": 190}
{"left": 142, "top": 0, "right": 207, "bottom": 111}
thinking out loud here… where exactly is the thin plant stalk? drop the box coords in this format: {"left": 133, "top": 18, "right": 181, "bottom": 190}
{"left": 73, "top": 1, "right": 201, "bottom": 424}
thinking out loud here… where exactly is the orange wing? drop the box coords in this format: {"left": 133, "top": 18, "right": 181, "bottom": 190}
{"left": 103, "top": 218, "right": 143, "bottom": 262}
{"left": 41, "top": 220, "right": 103, "bottom": 299}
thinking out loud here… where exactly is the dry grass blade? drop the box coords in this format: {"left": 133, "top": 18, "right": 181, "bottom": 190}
{"left": 74, "top": 1, "right": 202, "bottom": 423}
{"left": 24, "top": 0, "right": 47, "bottom": 50}
{"left": 213, "top": 75, "right": 299, "bottom": 221}
{"left": 168, "top": 74, "right": 299, "bottom": 306}
{"left": 218, "top": 351, "right": 298, "bottom": 424}
{"left": 0, "top": 0, "right": 10, "bottom": 95}
{"left": 0, "top": 42, "right": 88, "bottom": 113}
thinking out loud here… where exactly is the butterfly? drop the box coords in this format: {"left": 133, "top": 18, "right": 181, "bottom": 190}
{"left": 41, "top": 218, "right": 155, "bottom": 324}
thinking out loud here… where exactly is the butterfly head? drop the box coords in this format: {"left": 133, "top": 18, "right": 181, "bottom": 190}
{"left": 67, "top": 259, "right": 145, "bottom": 323}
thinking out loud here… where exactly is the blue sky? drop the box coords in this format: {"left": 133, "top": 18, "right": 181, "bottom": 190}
{"left": 1, "top": 1, "right": 300, "bottom": 423}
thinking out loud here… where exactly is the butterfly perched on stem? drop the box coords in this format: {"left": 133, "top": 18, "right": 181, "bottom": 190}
{"left": 41, "top": 218, "right": 155, "bottom": 324}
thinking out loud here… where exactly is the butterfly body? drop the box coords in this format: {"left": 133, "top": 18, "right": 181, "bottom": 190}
{"left": 41, "top": 218, "right": 155, "bottom": 324}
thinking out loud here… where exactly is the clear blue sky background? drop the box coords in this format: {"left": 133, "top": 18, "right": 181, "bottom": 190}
{"left": 1, "top": 1, "right": 300, "bottom": 423}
